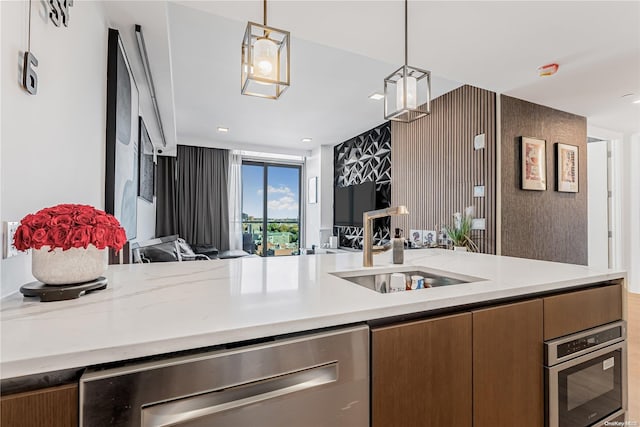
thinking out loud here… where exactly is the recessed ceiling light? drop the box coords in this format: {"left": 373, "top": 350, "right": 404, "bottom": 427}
{"left": 369, "top": 92, "right": 384, "bottom": 101}
{"left": 301, "top": 137, "right": 312, "bottom": 143}
{"left": 633, "top": 100, "right": 640, "bottom": 104}
{"left": 217, "top": 127, "right": 229, "bottom": 133}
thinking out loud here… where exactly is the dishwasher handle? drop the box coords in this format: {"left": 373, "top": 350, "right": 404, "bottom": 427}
{"left": 141, "top": 362, "right": 339, "bottom": 427}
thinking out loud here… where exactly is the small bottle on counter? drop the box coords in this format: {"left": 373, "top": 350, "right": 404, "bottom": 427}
{"left": 392, "top": 228, "right": 404, "bottom": 264}
{"left": 390, "top": 273, "right": 406, "bottom": 292}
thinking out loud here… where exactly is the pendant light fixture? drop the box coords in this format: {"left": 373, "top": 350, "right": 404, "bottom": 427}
{"left": 384, "top": 0, "right": 431, "bottom": 122}
{"left": 241, "top": 0, "right": 290, "bottom": 99}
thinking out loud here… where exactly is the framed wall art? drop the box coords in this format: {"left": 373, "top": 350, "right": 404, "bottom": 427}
{"left": 555, "top": 143, "right": 579, "bottom": 193}
{"left": 521, "top": 137, "right": 547, "bottom": 191}
{"left": 138, "top": 117, "right": 155, "bottom": 203}
{"left": 105, "top": 28, "right": 139, "bottom": 240}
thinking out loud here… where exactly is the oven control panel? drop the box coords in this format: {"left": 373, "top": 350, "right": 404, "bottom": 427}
{"left": 556, "top": 326, "right": 622, "bottom": 359}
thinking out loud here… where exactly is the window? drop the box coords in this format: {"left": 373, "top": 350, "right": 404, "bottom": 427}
{"left": 242, "top": 162, "right": 301, "bottom": 256}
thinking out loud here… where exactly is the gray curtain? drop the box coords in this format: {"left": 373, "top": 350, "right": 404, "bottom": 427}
{"left": 156, "top": 155, "right": 177, "bottom": 237}
{"left": 176, "top": 145, "right": 230, "bottom": 250}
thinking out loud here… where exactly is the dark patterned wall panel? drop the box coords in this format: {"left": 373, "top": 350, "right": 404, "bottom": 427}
{"left": 500, "top": 95, "right": 587, "bottom": 264}
{"left": 334, "top": 122, "right": 391, "bottom": 249}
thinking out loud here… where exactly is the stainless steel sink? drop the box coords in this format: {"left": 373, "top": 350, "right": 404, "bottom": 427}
{"left": 332, "top": 266, "right": 485, "bottom": 294}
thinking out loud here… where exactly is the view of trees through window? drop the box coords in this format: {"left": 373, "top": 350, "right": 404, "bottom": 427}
{"left": 242, "top": 162, "right": 301, "bottom": 257}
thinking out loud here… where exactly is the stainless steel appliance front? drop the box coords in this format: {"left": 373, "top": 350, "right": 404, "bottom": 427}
{"left": 80, "top": 325, "right": 369, "bottom": 426}
{"left": 545, "top": 321, "right": 627, "bottom": 427}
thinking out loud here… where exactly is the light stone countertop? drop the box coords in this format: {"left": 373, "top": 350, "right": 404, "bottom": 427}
{"left": 0, "top": 249, "right": 625, "bottom": 380}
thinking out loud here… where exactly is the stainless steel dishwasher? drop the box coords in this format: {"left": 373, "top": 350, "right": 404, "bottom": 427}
{"left": 80, "top": 325, "right": 369, "bottom": 426}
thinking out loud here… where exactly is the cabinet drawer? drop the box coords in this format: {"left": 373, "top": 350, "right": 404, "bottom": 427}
{"left": 543, "top": 283, "right": 622, "bottom": 340}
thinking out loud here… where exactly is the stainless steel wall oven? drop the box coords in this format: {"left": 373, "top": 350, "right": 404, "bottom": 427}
{"left": 545, "top": 320, "right": 627, "bottom": 427}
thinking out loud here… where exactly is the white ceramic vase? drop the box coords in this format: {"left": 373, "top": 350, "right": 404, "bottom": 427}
{"left": 453, "top": 246, "right": 468, "bottom": 252}
{"left": 32, "top": 245, "right": 108, "bottom": 285}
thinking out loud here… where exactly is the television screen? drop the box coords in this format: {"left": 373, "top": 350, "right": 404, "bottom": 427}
{"left": 333, "top": 181, "right": 377, "bottom": 227}
{"left": 352, "top": 181, "right": 376, "bottom": 226}
{"left": 334, "top": 185, "right": 352, "bottom": 226}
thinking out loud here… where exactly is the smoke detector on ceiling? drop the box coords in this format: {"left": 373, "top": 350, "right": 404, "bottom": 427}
{"left": 538, "top": 63, "right": 559, "bottom": 77}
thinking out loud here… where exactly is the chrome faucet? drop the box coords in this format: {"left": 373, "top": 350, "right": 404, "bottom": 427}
{"left": 362, "top": 205, "right": 409, "bottom": 267}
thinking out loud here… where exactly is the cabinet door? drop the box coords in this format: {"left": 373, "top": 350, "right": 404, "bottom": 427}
{"left": 473, "top": 299, "right": 543, "bottom": 427}
{"left": 372, "top": 312, "right": 472, "bottom": 427}
{"left": 0, "top": 383, "right": 78, "bottom": 427}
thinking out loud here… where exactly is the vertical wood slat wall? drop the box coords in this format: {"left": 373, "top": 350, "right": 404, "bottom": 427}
{"left": 391, "top": 85, "right": 497, "bottom": 254}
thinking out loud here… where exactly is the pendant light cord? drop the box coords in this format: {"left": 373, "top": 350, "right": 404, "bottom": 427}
{"left": 263, "top": 0, "right": 267, "bottom": 26}
{"left": 27, "top": 0, "right": 32, "bottom": 51}
{"left": 404, "top": 0, "right": 408, "bottom": 66}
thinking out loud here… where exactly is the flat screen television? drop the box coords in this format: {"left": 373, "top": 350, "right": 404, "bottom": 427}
{"left": 334, "top": 185, "right": 352, "bottom": 226}
{"left": 334, "top": 181, "right": 376, "bottom": 227}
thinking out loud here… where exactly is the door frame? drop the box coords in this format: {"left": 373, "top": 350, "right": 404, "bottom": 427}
{"left": 587, "top": 125, "right": 623, "bottom": 270}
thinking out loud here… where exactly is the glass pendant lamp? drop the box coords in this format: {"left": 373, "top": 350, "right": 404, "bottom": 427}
{"left": 241, "top": 0, "right": 290, "bottom": 99}
{"left": 384, "top": 0, "right": 431, "bottom": 122}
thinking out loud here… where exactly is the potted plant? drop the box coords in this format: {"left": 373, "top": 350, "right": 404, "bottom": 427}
{"left": 444, "top": 206, "right": 478, "bottom": 252}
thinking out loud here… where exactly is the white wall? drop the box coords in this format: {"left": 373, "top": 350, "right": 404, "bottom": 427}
{"left": 304, "top": 145, "right": 334, "bottom": 248}
{"left": 319, "top": 146, "right": 334, "bottom": 230}
{"left": 305, "top": 148, "right": 321, "bottom": 247}
{"left": 0, "top": 0, "right": 3, "bottom": 291}
{"left": 1, "top": 1, "right": 108, "bottom": 296}
{"left": 587, "top": 141, "right": 609, "bottom": 269}
{"left": 1, "top": 1, "right": 157, "bottom": 297}
{"left": 620, "top": 133, "right": 640, "bottom": 293}
{"left": 136, "top": 198, "right": 156, "bottom": 245}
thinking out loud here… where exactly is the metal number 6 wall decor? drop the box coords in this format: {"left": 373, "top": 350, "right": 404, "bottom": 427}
{"left": 21, "top": 0, "right": 74, "bottom": 95}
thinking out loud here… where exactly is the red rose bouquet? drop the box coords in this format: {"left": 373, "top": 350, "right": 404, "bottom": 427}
{"left": 13, "top": 204, "right": 127, "bottom": 252}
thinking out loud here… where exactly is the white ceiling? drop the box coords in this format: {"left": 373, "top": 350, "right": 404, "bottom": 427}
{"left": 167, "top": 2, "right": 461, "bottom": 154}
{"left": 109, "top": 1, "right": 640, "bottom": 154}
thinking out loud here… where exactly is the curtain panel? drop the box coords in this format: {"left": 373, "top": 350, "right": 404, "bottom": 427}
{"left": 176, "top": 145, "right": 230, "bottom": 250}
{"left": 155, "top": 156, "right": 177, "bottom": 238}
{"left": 228, "top": 152, "right": 243, "bottom": 251}
{"left": 156, "top": 146, "right": 230, "bottom": 251}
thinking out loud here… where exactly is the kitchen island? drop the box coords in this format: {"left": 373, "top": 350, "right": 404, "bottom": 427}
{"left": 0, "top": 249, "right": 626, "bottom": 380}
{"left": 1, "top": 249, "right": 629, "bottom": 427}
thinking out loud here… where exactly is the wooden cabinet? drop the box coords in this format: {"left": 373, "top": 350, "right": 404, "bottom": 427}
{"left": 371, "top": 312, "right": 472, "bottom": 427}
{"left": 543, "top": 283, "right": 622, "bottom": 340}
{"left": 0, "top": 383, "right": 78, "bottom": 427}
{"left": 472, "top": 299, "right": 544, "bottom": 427}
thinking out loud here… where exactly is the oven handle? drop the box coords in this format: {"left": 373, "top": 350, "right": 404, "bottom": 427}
{"left": 546, "top": 341, "right": 627, "bottom": 427}
{"left": 141, "top": 361, "right": 339, "bottom": 427}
